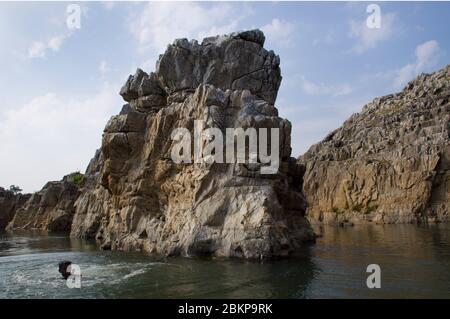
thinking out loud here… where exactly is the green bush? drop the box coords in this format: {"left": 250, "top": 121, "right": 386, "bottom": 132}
{"left": 70, "top": 172, "right": 84, "bottom": 185}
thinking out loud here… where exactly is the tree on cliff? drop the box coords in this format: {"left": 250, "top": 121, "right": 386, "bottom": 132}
{"left": 9, "top": 185, "right": 22, "bottom": 195}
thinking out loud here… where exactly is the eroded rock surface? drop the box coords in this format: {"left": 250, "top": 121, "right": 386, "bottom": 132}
{"left": 70, "top": 30, "right": 314, "bottom": 259}
{"left": 120, "top": 29, "right": 281, "bottom": 107}
{"left": 299, "top": 66, "right": 450, "bottom": 224}
{"left": 7, "top": 174, "right": 80, "bottom": 231}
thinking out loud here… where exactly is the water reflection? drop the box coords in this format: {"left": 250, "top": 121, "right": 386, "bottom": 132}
{"left": 310, "top": 224, "right": 450, "bottom": 298}
{"left": 125, "top": 250, "right": 319, "bottom": 298}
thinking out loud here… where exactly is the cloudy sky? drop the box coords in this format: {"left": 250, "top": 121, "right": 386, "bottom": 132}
{"left": 0, "top": 1, "right": 449, "bottom": 192}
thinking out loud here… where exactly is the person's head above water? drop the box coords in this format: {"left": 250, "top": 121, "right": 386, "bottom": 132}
{"left": 58, "top": 261, "right": 72, "bottom": 279}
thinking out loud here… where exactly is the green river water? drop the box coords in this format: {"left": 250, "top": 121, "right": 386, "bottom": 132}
{"left": 1, "top": 224, "right": 449, "bottom": 298}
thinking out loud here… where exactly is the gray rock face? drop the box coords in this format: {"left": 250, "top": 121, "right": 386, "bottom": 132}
{"left": 71, "top": 30, "right": 314, "bottom": 259}
{"left": 7, "top": 174, "right": 80, "bottom": 232}
{"left": 0, "top": 188, "right": 30, "bottom": 229}
{"left": 299, "top": 65, "right": 450, "bottom": 224}
{"left": 120, "top": 29, "right": 281, "bottom": 107}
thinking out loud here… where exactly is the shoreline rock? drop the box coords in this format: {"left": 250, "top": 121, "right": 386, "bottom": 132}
{"left": 299, "top": 66, "right": 450, "bottom": 225}
{"left": 6, "top": 173, "right": 81, "bottom": 232}
{"left": 0, "top": 188, "right": 30, "bottom": 230}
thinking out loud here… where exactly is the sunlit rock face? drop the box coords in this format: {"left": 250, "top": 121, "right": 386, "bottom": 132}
{"left": 70, "top": 30, "right": 315, "bottom": 259}
{"left": 299, "top": 65, "right": 450, "bottom": 225}
{"left": 6, "top": 175, "right": 80, "bottom": 232}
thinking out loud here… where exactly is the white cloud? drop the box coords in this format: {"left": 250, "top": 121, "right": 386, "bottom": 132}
{"left": 0, "top": 83, "right": 121, "bottom": 192}
{"left": 128, "top": 2, "right": 252, "bottom": 54}
{"left": 28, "top": 33, "right": 71, "bottom": 59}
{"left": 394, "top": 40, "right": 441, "bottom": 88}
{"left": 394, "top": 64, "right": 416, "bottom": 88}
{"left": 99, "top": 60, "right": 110, "bottom": 77}
{"left": 261, "top": 18, "right": 295, "bottom": 47}
{"left": 349, "top": 12, "right": 397, "bottom": 53}
{"left": 47, "top": 35, "right": 66, "bottom": 51}
{"left": 300, "top": 77, "right": 353, "bottom": 97}
{"left": 28, "top": 41, "right": 47, "bottom": 59}
{"left": 415, "top": 40, "right": 441, "bottom": 71}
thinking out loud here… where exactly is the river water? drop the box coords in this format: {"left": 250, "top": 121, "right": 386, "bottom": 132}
{"left": 1, "top": 224, "right": 449, "bottom": 299}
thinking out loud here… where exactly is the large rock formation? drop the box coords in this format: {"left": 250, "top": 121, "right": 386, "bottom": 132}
{"left": 6, "top": 174, "right": 81, "bottom": 231}
{"left": 70, "top": 30, "right": 315, "bottom": 259}
{"left": 299, "top": 66, "right": 450, "bottom": 224}
{"left": 0, "top": 188, "right": 30, "bottom": 229}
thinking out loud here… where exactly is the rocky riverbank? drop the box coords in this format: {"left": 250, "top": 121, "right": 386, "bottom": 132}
{"left": 299, "top": 65, "right": 450, "bottom": 225}
{"left": 0, "top": 188, "right": 30, "bottom": 229}
{"left": 6, "top": 173, "right": 81, "bottom": 231}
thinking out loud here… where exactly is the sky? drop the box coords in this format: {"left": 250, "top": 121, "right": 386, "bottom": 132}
{"left": 0, "top": 1, "right": 449, "bottom": 193}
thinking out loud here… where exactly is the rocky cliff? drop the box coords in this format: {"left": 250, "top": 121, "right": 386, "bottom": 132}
{"left": 70, "top": 30, "right": 315, "bottom": 259}
{"left": 6, "top": 174, "right": 81, "bottom": 231}
{"left": 299, "top": 66, "right": 450, "bottom": 225}
{"left": 0, "top": 188, "right": 30, "bottom": 229}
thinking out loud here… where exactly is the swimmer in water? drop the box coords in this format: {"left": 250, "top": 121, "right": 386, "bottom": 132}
{"left": 58, "top": 261, "right": 72, "bottom": 279}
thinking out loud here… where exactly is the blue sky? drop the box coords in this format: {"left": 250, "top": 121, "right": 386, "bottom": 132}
{"left": 0, "top": 1, "right": 449, "bottom": 192}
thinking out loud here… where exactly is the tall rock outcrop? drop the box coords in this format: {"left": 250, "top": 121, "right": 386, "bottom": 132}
{"left": 6, "top": 174, "right": 81, "bottom": 231}
{"left": 299, "top": 66, "right": 450, "bottom": 224}
{"left": 70, "top": 30, "right": 314, "bottom": 259}
{"left": 0, "top": 188, "right": 30, "bottom": 229}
